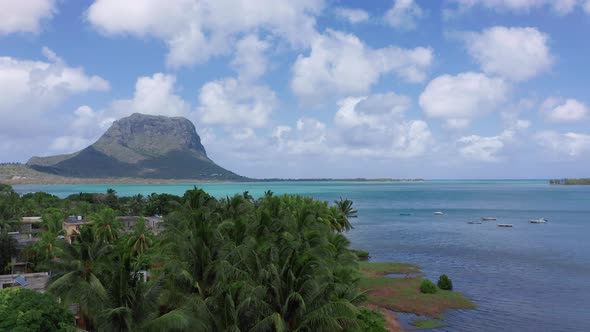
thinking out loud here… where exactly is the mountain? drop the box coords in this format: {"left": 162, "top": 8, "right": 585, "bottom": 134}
{"left": 27, "top": 113, "right": 244, "bottom": 180}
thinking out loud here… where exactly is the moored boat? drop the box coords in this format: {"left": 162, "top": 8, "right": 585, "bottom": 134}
{"left": 481, "top": 217, "right": 497, "bottom": 221}
{"left": 529, "top": 218, "right": 548, "bottom": 224}
{"left": 434, "top": 211, "right": 444, "bottom": 215}
{"left": 497, "top": 224, "right": 513, "bottom": 227}
{"left": 467, "top": 221, "right": 482, "bottom": 224}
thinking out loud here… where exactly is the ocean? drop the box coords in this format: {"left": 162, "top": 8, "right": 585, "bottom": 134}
{"left": 13, "top": 180, "right": 590, "bottom": 331}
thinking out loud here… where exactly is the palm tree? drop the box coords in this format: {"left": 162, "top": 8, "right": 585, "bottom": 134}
{"left": 91, "top": 208, "right": 123, "bottom": 245}
{"left": 48, "top": 225, "right": 110, "bottom": 330}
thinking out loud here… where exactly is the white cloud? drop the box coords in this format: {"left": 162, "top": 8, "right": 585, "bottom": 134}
{"left": 198, "top": 78, "right": 277, "bottom": 128}
{"left": 231, "top": 34, "right": 270, "bottom": 81}
{"left": 419, "top": 72, "right": 509, "bottom": 128}
{"left": 445, "top": 0, "right": 579, "bottom": 16}
{"left": 334, "top": 7, "right": 369, "bottom": 23}
{"left": 0, "top": 50, "right": 109, "bottom": 135}
{"left": 273, "top": 118, "right": 328, "bottom": 155}
{"left": 292, "top": 29, "right": 433, "bottom": 102}
{"left": 0, "top": 0, "right": 56, "bottom": 35}
{"left": 110, "top": 73, "right": 189, "bottom": 117}
{"left": 384, "top": 0, "right": 424, "bottom": 30}
{"left": 87, "top": 0, "right": 324, "bottom": 68}
{"left": 457, "top": 129, "right": 518, "bottom": 162}
{"left": 585, "top": 0, "right": 590, "bottom": 14}
{"left": 462, "top": 26, "right": 553, "bottom": 81}
{"left": 536, "top": 131, "right": 590, "bottom": 157}
{"left": 541, "top": 97, "right": 588, "bottom": 123}
{"left": 333, "top": 94, "right": 433, "bottom": 158}
{"left": 48, "top": 73, "right": 191, "bottom": 154}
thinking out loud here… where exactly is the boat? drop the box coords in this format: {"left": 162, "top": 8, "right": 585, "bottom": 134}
{"left": 467, "top": 221, "right": 482, "bottom": 224}
{"left": 399, "top": 213, "right": 412, "bottom": 216}
{"left": 529, "top": 218, "right": 548, "bottom": 224}
{"left": 434, "top": 211, "right": 444, "bottom": 215}
{"left": 481, "top": 217, "right": 497, "bottom": 221}
{"left": 497, "top": 224, "right": 513, "bottom": 227}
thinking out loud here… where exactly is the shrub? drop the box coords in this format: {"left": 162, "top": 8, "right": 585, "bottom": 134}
{"left": 437, "top": 274, "right": 453, "bottom": 290}
{"left": 420, "top": 279, "right": 437, "bottom": 294}
{"left": 0, "top": 288, "right": 75, "bottom": 332}
{"left": 347, "top": 308, "right": 388, "bottom": 332}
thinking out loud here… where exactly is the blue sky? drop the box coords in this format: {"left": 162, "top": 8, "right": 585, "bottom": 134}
{"left": 1, "top": 0, "right": 590, "bottom": 179}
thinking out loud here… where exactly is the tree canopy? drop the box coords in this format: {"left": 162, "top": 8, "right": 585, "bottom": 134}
{"left": 0, "top": 288, "right": 75, "bottom": 332}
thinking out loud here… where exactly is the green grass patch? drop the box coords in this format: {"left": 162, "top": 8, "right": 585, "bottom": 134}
{"left": 359, "top": 262, "right": 476, "bottom": 317}
{"left": 409, "top": 318, "right": 448, "bottom": 330}
{"left": 359, "top": 261, "right": 421, "bottom": 276}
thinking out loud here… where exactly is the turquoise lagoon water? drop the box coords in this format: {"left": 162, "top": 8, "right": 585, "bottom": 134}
{"left": 14, "top": 180, "right": 590, "bottom": 331}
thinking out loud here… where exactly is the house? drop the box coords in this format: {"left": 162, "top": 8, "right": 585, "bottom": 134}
{"left": 0, "top": 272, "right": 49, "bottom": 292}
{"left": 63, "top": 215, "right": 90, "bottom": 244}
{"left": 118, "top": 216, "right": 164, "bottom": 234}
{"left": 19, "top": 216, "right": 44, "bottom": 235}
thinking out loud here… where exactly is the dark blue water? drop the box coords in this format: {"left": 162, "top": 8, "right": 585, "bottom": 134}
{"left": 14, "top": 180, "right": 590, "bottom": 331}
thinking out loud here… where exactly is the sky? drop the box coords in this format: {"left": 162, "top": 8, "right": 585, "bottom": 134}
{"left": 1, "top": 0, "right": 590, "bottom": 179}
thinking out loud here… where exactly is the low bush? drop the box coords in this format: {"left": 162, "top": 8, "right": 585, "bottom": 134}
{"left": 437, "top": 274, "right": 453, "bottom": 290}
{"left": 420, "top": 279, "right": 437, "bottom": 294}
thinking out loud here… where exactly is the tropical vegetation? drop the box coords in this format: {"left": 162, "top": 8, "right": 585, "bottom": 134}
{"left": 0, "top": 287, "right": 75, "bottom": 331}
{"left": 0, "top": 184, "right": 394, "bottom": 331}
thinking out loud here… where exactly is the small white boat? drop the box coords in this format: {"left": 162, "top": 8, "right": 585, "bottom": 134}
{"left": 467, "top": 221, "right": 482, "bottom": 224}
{"left": 481, "top": 217, "right": 497, "bottom": 221}
{"left": 497, "top": 223, "right": 513, "bottom": 227}
{"left": 434, "top": 211, "right": 444, "bottom": 215}
{"left": 529, "top": 218, "right": 548, "bottom": 224}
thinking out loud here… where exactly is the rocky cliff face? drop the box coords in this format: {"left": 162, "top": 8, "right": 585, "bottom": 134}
{"left": 28, "top": 113, "right": 243, "bottom": 180}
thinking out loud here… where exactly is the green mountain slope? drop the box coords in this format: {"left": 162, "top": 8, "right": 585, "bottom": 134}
{"left": 27, "top": 113, "right": 244, "bottom": 180}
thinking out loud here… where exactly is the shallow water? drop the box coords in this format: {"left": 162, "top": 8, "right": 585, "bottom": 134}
{"left": 14, "top": 180, "right": 590, "bottom": 331}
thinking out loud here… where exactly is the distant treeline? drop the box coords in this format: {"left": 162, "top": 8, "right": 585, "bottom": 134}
{"left": 549, "top": 178, "right": 590, "bottom": 185}
{"left": 258, "top": 178, "right": 425, "bottom": 182}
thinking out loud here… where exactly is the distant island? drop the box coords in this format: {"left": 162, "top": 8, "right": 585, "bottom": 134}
{"left": 549, "top": 178, "right": 590, "bottom": 185}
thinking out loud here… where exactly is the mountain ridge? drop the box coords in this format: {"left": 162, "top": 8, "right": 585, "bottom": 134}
{"left": 27, "top": 113, "right": 244, "bottom": 180}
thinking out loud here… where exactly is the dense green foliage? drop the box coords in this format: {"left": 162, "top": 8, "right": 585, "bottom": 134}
{"left": 0, "top": 288, "right": 75, "bottom": 331}
{"left": 0, "top": 184, "right": 380, "bottom": 331}
{"left": 0, "top": 231, "right": 18, "bottom": 273}
{"left": 349, "top": 308, "right": 389, "bottom": 332}
{"left": 437, "top": 274, "right": 453, "bottom": 290}
{"left": 420, "top": 279, "right": 437, "bottom": 294}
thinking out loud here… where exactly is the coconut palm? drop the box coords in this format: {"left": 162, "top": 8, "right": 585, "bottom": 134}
{"left": 48, "top": 225, "right": 110, "bottom": 330}
{"left": 91, "top": 208, "right": 123, "bottom": 245}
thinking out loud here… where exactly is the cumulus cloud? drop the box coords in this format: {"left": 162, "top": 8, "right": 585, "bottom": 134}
{"left": 231, "top": 34, "right": 270, "bottom": 81}
{"left": 273, "top": 118, "right": 328, "bottom": 155}
{"left": 462, "top": 26, "right": 553, "bottom": 82}
{"left": 292, "top": 30, "right": 433, "bottom": 102}
{"left": 384, "top": 0, "right": 424, "bottom": 30}
{"left": 0, "top": 0, "right": 57, "bottom": 35}
{"left": 333, "top": 94, "right": 433, "bottom": 158}
{"left": 541, "top": 97, "right": 588, "bottom": 123}
{"left": 110, "top": 73, "right": 189, "bottom": 118}
{"left": 536, "top": 131, "right": 590, "bottom": 157}
{"left": 445, "top": 0, "right": 579, "bottom": 17}
{"left": 48, "top": 73, "right": 190, "bottom": 154}
{"left": 0, "top": 49, "right": 109, "bottom": 135}
{"left": 198, "top": 78, "right": 277, "bottom": 128}
{"left": 457, "top": 129, "right": 518, "bottom": 162}
{"left": 419, "top": 72, "right": 509, "bottom": 128}
{"left": 334, "top": 7, "right": 369, "bottom": 23}
{"left": 86, "top": 0, "right": 324, "bottom": 68}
